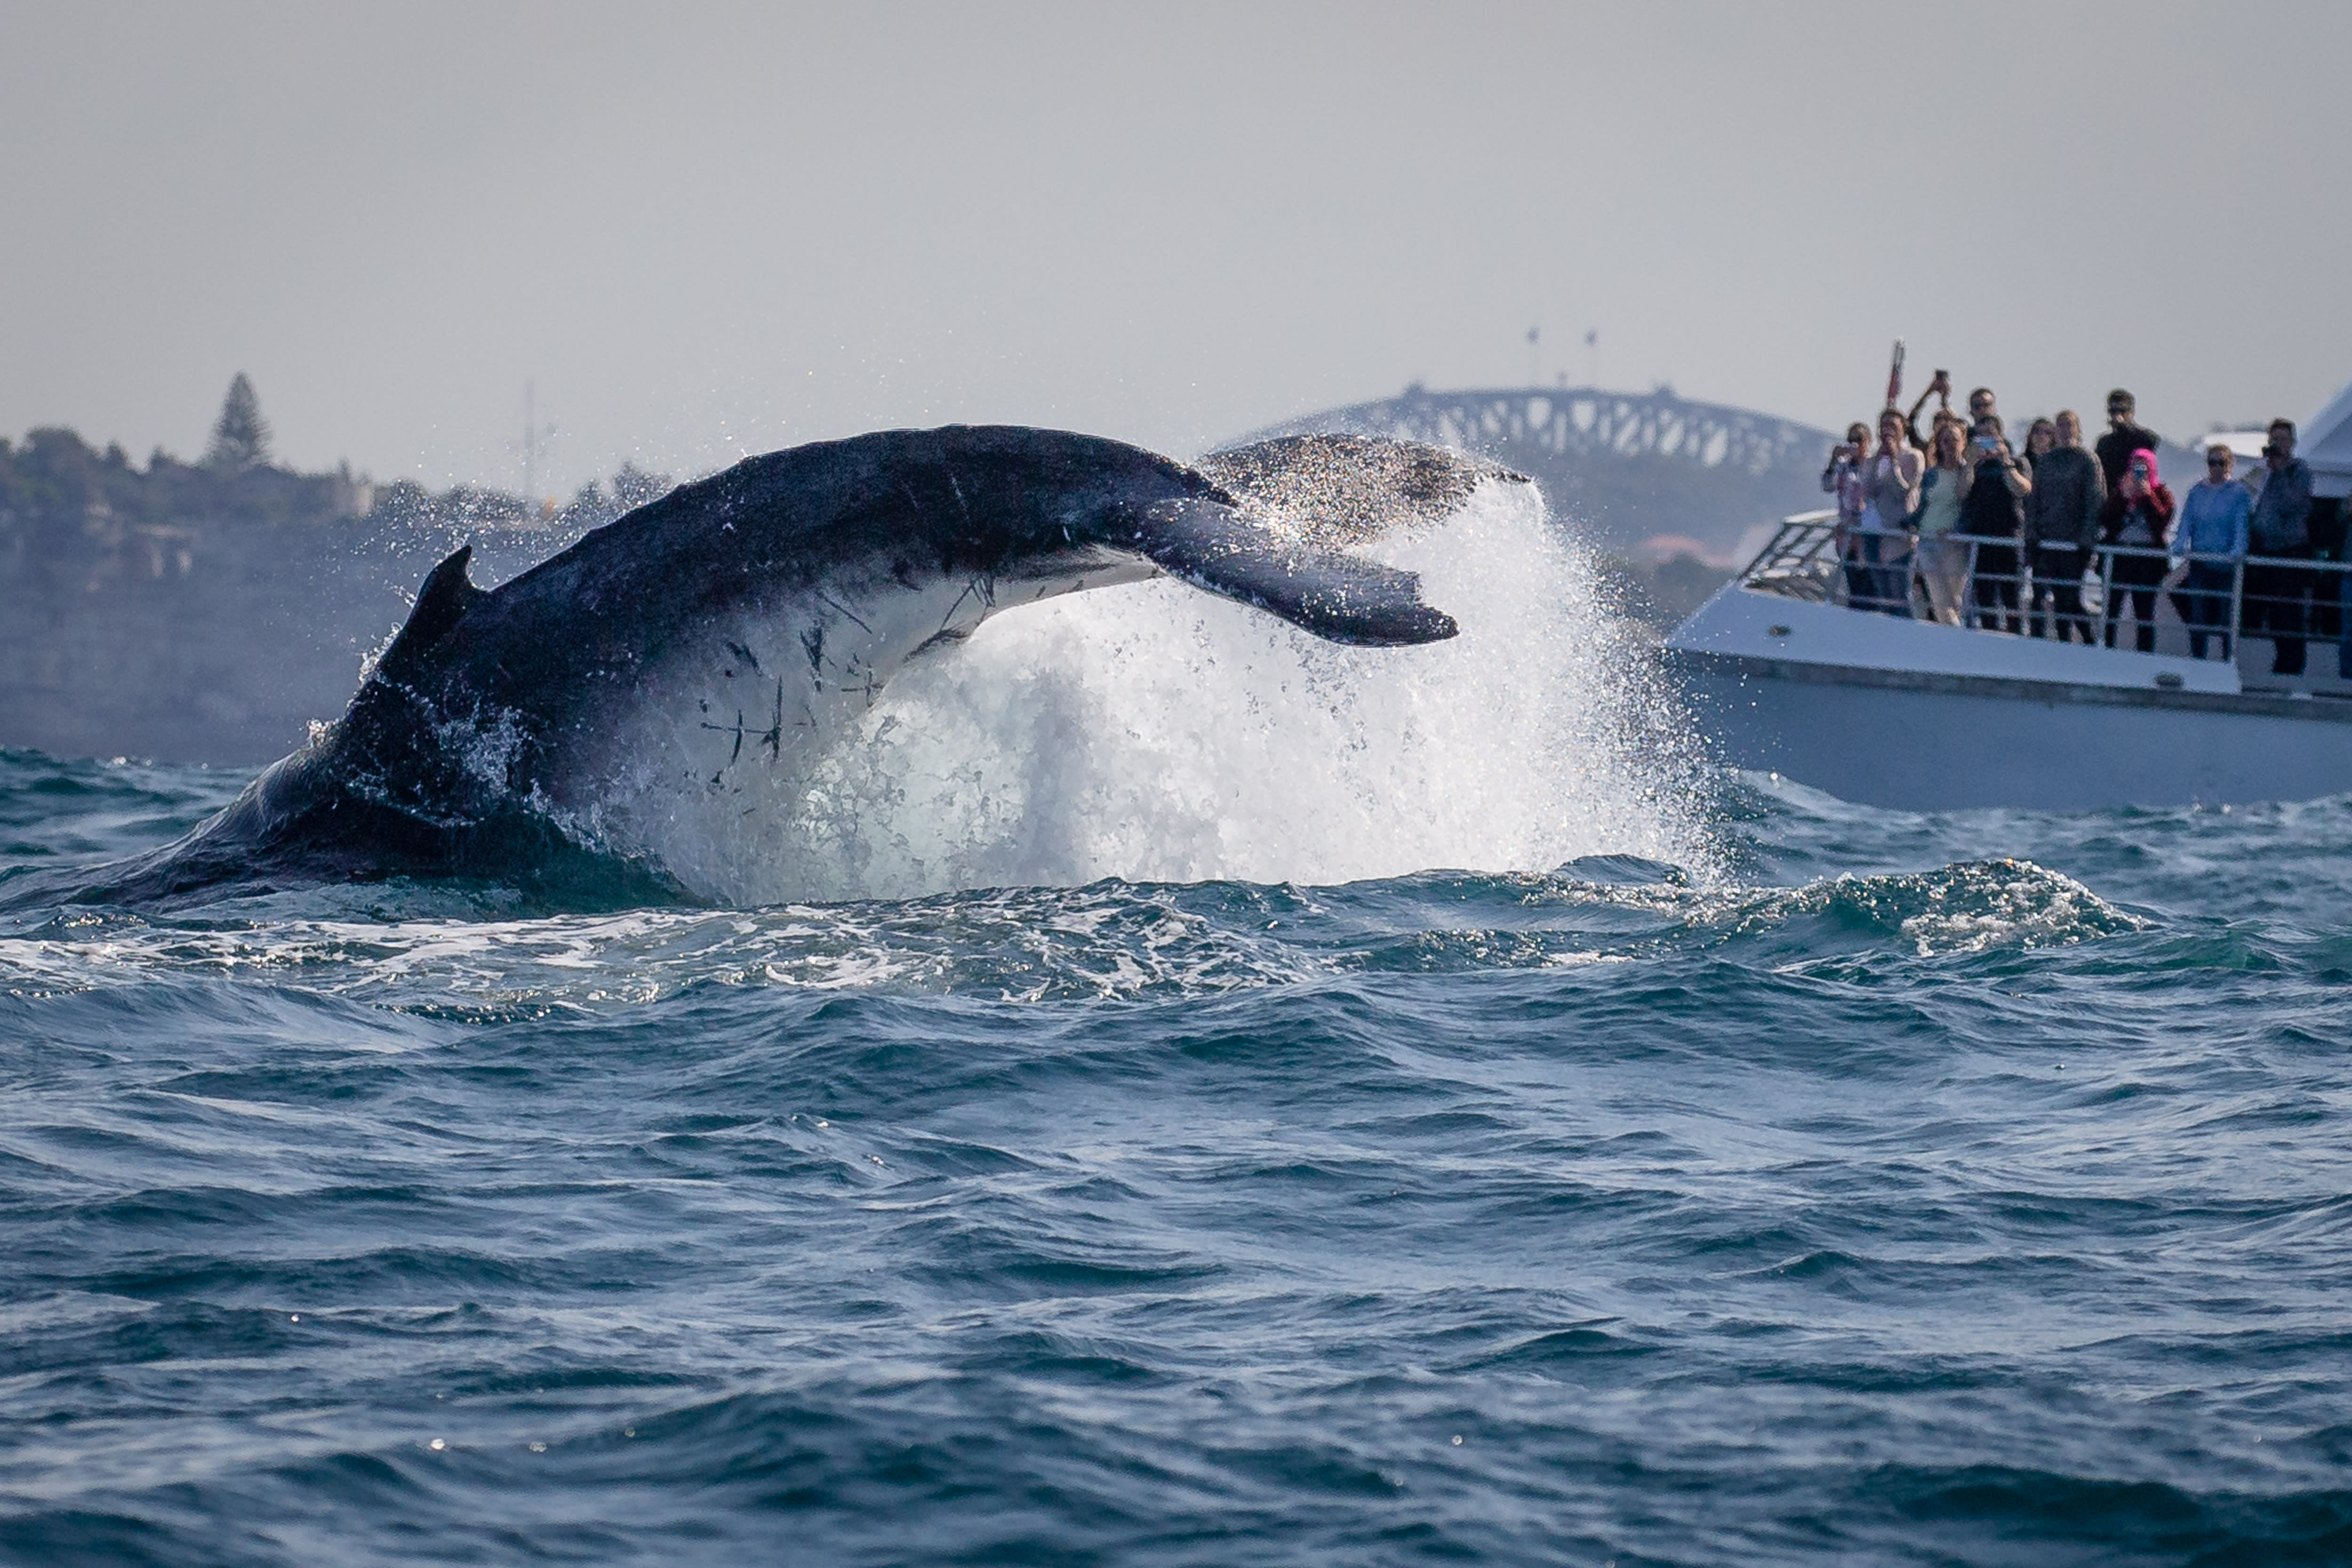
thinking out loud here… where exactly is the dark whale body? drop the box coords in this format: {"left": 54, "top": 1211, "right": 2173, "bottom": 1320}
{"left": 57, "top": 426, "right": 1521, "bottom": 906}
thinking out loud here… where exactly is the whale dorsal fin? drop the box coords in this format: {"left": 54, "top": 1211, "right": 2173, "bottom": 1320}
{"left": 1129, "top": 499, "right": 1456, "bottom": 646}
{"left": 1194, "top": 434, "right": 1526, "bottom": 548}
{"left": 376, "top": 546, "right": 488, "bottom": 684}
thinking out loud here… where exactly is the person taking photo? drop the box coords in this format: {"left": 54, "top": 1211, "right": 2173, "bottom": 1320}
{"left": 2101, "top": 447, "right": 2176, "bottom": 653}
{"left": 1956, "top": 414, "right": 2031, "bottom": 634}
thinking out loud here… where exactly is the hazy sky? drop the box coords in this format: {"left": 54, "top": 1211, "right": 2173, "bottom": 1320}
{"left": 4, "top": 1, "right": 2347, "bottom": 497}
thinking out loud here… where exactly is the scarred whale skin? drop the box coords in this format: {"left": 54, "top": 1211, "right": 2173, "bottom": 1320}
{"left": 62, "top": 425, "right": 1522, "bottom": 903}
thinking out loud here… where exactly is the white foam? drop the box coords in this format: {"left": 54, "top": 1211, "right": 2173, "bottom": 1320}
{"left": 655, "top": 481, "right": 1721, "bottom": 906}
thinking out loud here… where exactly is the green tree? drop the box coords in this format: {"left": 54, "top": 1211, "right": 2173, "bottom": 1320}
{"left": 205, "top": 373, "right": 272, "bottom": 470}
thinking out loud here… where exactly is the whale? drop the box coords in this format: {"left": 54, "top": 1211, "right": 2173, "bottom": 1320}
{"left": 60, "top": 425, "right": 1524, "bottom": 905}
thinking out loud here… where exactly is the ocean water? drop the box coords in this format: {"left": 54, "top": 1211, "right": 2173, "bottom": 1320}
{"left": 4, "top": 497, "right": 2352, "bottom": 1565}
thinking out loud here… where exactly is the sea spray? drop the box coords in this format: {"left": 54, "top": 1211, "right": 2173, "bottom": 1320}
{"left": 650, "top": 480, "right": 1721, "bottom": 905}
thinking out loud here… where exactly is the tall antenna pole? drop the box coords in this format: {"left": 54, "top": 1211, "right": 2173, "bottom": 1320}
{"left": 517, "top": 378, "right": 556, "bottom": 519}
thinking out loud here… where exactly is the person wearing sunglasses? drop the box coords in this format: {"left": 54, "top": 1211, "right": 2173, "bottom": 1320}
{"left": 2094, "top": 389, "right": 2164, "bottom": 494}
{"left": 2245, "top": 418, "right": 2315, "bottom": 674}
{"left": 2170, "top": 444, "right": 2251, "bottom": 660}
{"left": 2020, "top": 417, "right": 2057, "bottom": 476}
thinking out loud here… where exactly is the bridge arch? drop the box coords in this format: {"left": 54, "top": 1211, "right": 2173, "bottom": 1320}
{"left": 1225, "top": 385, "right": 1836, "bottom": 554}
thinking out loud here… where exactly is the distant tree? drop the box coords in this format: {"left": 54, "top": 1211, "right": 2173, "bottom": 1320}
{"left": 205, "top": 373, "right": 272, "bottom": 470}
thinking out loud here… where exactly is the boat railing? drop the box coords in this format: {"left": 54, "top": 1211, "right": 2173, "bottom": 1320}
{"left": 1734, "top": 513, "right": 2351, "bottom": 683}
{"left": 1737, "top": 511, "right": 1844, "bottom": 603}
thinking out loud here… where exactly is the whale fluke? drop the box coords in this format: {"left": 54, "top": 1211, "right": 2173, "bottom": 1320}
{"left": 48, "top": 424, "right": 1519, "bottom": 905}
{"left": 1128, "top": 498, "right": 1456, "bottom": 646}
{"left": 1196, "top": 433, "right": 1527, "bottom": 549}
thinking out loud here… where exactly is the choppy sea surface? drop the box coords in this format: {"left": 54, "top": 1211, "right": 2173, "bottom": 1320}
{"left": 2, "top": 493, "right": 2350, "bottom": 1566}
{"left": 6, "top": 746, "right": 2351, "bottom": 1566}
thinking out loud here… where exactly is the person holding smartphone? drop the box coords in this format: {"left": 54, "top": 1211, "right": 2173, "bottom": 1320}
{"left": 2101, "top": 448, "right": 2176, "bottom": 653}
{"left": 1902, "top": 368, "right": 1955, "bottom": 452}
{"left": 1861, "top": 407, "right": 1924, "bottom": 614}
{"left": 1822, "top": 422, "right": 1875, "bottom": 606}
{"left": 1956, "top": 414, "right": 2031, "bottom": 633}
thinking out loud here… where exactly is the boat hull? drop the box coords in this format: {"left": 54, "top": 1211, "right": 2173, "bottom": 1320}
{"left": 1673, "top": 649, "right": 2352, "bottom": 809}
{"left": 1664, "top": 581, "right": 2352, "bottom": 809}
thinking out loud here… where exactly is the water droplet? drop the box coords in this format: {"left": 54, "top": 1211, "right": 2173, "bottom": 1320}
{"left": 429, "top": 1438, "right": 445, "bottom": 1451}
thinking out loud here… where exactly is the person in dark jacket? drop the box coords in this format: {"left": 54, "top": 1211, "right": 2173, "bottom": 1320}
{"left": 2101, "top": 447, "right": 2176, "bottom": 653}
{"left": 1956, "top": 414, "right": 2030, "bottom": 633}
{"left": 2024, "top": 409, "right": 2105, "bottom": 642}
{"left": 2094, "top": 388, "right": 2164, "bottom": 493}
{"left": 2021, "top": 416, "right": 2057, "bottom": 475}
{"left": 2244, "top": 417, "right": 2316, "bottom": 674}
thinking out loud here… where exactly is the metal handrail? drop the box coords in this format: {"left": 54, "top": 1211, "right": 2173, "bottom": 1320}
{"left": 1741, "top": 510, "right": 1844, "bottom": 604}
{"left": 1741, "top": 514, "right": 2342, "bottom": 664}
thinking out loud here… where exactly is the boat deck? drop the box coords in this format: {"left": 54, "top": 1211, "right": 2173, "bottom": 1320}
{"left": 1661, "top": 515, "right": 2352, "bottom": 807}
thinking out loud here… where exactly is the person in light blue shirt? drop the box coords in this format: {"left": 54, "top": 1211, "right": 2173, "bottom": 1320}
{"left": 2170, "top": 444, "right": 2252, "bottom": 661}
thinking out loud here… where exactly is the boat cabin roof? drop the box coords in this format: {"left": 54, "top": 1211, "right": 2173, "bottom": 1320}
{"left": 2294, "top": 375, "right": 2352, "bottom": 497}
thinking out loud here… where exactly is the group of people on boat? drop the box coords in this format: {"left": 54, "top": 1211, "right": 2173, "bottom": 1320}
{"left": 1821, "top": 375, "right": 2327, "bottom": 669}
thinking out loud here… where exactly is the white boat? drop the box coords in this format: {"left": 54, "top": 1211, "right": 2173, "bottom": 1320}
{"left": 1663, "top": 391, "right": 2352, "bottom": 809}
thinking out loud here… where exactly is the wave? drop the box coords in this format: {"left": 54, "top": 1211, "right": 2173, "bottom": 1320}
{"left": 0, "top": 859, "right": 2143, "bottom": 1011}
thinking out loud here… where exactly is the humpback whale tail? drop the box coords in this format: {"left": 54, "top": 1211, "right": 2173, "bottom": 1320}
{"left": 33, "top": 426, "right": 1532, "bottom": 907}
{"left": 1196, "top": 433, "right": 1529, "bottom": 548}
{"left": 1126, "top": 498, "right": 1460, "bottom": 646}
{"left": 1147, "top": 432, "right": 1527, "bottom": 646}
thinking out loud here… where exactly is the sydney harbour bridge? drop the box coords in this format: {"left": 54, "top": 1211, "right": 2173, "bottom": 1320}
{"left": 1230, "top": 384, "right": 1836, "bottom": 557}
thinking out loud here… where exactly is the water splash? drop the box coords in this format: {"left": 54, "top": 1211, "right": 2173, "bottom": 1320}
{"left": 653, "top": 482, "right": 1722, "bottom": 905}
{"left": 0, "top": 859, "right": 2145, "bottom": 1011}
